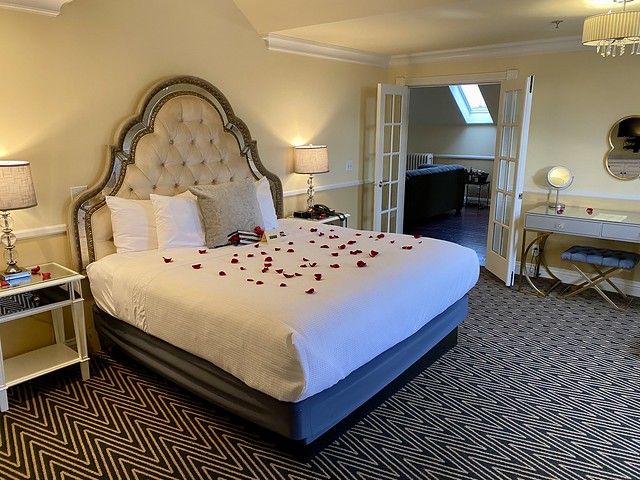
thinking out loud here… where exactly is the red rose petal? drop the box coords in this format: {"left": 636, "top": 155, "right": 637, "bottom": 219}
{"left": 318, "top": 232, "right": 325, "bottom": 237}
{"left": 247, "top": 253, "right": 254, "bottom": 258}
{"left": 347, "top": 240, "right": 357, "bottom": 245}
{"left": 233, "top": 253, "right": 238, "bottom": 257}
{"left": 280, "top": 283, "right": 287, "bottom": 287}
{"left": 275, "top": 247, "right": 281, "bottom": 251}
{"left": 314, "top": 273, "right": 322, "bottom": 281}
{"left": 357, "top": 260, "right": 367, "bottom": 267}
{"left": 256, "top": 280, "right": 264, "bottom": 285}
{"left": 390, "top": 240, "right": 396, "bottom": 244}
{"left": 219, "top": 271, "right": 226, "bottom": 276}
{"left": 287, "top": 248, "right": 295, "bottom": 253}
{"left": 240, "top": 266, "right": 247, "bottom": 270}
{"left": 247, "top": 278, "right": 254, "bottom": 282}
{"left": 305, "top": 288, "right": 315, "bottom": 294}
{"left": 310, "top": 227, "right": 318, "bottom": 232}
{"left": 192, "top": 264, "right": 202, "bottom": 269}
{"left": 199, "top": 249, "right": 208, "bottom": 254}
{"left": 309, "top": 240, "right": 316, "bottom": 243}
{"left": 163, "top": 257, "right": 173, "bottom": 263}
{"left": 262, "top": 267, "right": 269, "bottom": 273}
{"left": 300, "top": 264, "right": 308, "bottom": 268}
{"left": 369, "top": 250, "right": 379, "bottom": 257}
{"left": 330, "top": 264, "right": 340, "bottom": 268}
{"left": 309, "top": 262, "right": 317, "bottom": 267}
{"left": 264, "top": 262, "right": 272, "bottom": 267}
{"left": 231, "top": 258, "right": 239, "bottom": 264}
{"left": 377, "top": 233, "right": 385, "bottom": 239}
{"left": 355, "top": 233, "right": 362, "bottom": 236}
{"left": 331, "top": 252, "right": 339, "bottom": 257}
{"left": 265, "top": 256, "right": 273, "bottom": 262}
{"left": 288, "top": 241, "right": 294, "bottom": 245}
{"left": 320, "top": 244, "right": 329, "bottom": 249}
{"left": 338, "top": 244, "right": 346, "bottom": 250}
{"left": 255, "top": 244, "right": 260, "bottom": 248}
{"left": 402, "top": 245, "right": 413, "bottom": 250}
{"left": 31, "top": 266, "right": 41, "bottom": 274}
{"left": 284, "top": 273, "right": 295, "bottom": 279}
{"left": 294, "top": 272, "right": 302, "bottom": 277}
{"left": 413, "top": 234, "right": 422, "bottom": 239}
{"left": 1, "top": 280, "right": 9, "bottom": 287}
{"left": 303, "top": 257, "right": 309, "bottom": 261}
{"left": 276, "top": 268, "right": 284, "bottom": 274}
{"left": 261, "top": 251, "right": 268, "bottom": 256}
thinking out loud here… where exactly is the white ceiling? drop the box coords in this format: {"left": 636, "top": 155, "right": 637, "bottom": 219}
{"left": 233, "top": 0, "right": 628, "bottom": 57}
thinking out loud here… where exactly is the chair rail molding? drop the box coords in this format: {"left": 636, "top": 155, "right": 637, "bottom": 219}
{"left": 0, "top": 0, "right": 72, "bottom": 16}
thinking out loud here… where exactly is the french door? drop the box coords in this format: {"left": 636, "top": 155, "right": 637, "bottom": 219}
{"left": 373, "top": 84, "right": 409, "bottom": 233}
{"left": 485, "top": 75, "right": 535, "bottom": 286}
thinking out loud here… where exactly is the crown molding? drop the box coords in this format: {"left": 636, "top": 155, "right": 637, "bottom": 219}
{"left": 263, "top": 34, "right": 391, "bottom": 67}
{"left": 390, "top": 36, "right": 584, "bottom": 66}
{"left": 264, "top": 33, "right": 585, "bottom": 67}
{"left": 0, "top": 0, "right": 72, "bottom": 16}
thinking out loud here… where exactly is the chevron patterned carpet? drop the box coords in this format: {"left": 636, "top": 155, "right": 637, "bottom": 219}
{"left": 1, "top": 269, "right": 639, "bottom": 480}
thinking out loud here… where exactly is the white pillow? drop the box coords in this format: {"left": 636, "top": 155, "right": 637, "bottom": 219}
{"left": 255, "top": 177, "right": 279, "bottom": 230}
{"left": 105, "top": 196, "right": 158, "bottom": 253}
{"left": 150, "top": 191, "right": 205, "bottom": 250}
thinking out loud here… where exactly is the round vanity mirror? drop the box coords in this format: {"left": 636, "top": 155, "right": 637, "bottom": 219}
{"left": 605, "top": 116, "right": 640, "bottom": 180}
{"left": 546, "top": 166, "right": 573, "bottom": 211}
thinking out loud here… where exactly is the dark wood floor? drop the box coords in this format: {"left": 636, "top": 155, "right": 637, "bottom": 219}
{"left": 404, "top": 205, "right": 489, "bottom": 266}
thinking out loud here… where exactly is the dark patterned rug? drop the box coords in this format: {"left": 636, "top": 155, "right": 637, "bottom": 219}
{"left": 1, "top": 269, "right": 639, "bottom": 480}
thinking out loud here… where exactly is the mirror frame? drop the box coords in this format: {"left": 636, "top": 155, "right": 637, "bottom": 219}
{"left": 546, "top": 166, "right": 573, "bottom": 190}
{"left": 605, "top": 115, "right": 640, "bottom": 181}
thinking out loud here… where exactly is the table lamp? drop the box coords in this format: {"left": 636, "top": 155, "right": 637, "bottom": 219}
{"left": 0, "top": 160, "right": 38, "bottom": 280}
{"left": 294, "top": 144, "right": 329, "bottom": 211}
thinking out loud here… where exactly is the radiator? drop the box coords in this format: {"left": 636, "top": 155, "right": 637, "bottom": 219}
{"left": 407, "top": 153, "right": 433, "bottom": 170}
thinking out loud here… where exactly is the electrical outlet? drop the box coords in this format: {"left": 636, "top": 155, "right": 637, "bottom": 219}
{"left": 346, "top": 160, "right": 353, "bottom": 171}
{"left": 70, "top": 185, "right": 87, "bottom": 199}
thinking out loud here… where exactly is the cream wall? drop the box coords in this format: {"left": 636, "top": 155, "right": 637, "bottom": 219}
{"left": 0, "top": 0, "right": 385, "bottom": 355}
{"left": 390, "top": 50, "right": 640, "bottom": 286}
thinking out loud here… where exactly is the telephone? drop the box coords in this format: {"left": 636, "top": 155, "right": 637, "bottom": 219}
{"left": 312, "top": 204, "right": 335, "bottom": 217}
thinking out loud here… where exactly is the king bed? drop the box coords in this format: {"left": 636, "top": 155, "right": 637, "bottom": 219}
{"left": 69, "top": 75, "right": 479, "bottom": 451}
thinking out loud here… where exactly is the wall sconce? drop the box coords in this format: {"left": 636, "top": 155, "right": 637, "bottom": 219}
{"left": 294, "top": 145, "right": 329, "bottom": 211}
{"left": 0, "top": 160, "right": 38, "bottom": 280}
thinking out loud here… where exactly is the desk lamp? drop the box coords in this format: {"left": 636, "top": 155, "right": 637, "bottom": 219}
{"left": 294, "top": 145, "right": 329, "bottom": 211}
{"left": 0, "top": 161, "right": 38, "bottom": 280}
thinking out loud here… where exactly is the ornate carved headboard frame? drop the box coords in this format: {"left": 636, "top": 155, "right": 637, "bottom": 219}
{"left": 68, "top": 75, "right": 283, "bottom": 272}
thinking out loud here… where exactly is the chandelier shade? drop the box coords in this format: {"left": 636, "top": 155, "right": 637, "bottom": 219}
{"left": 582, "top": 8, "right": 640, "bottom": 56}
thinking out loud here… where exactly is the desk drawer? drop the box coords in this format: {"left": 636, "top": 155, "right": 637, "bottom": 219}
{"left": 525, "top": 214, "right": 603, "bottom": 237}
{"left": 602, "top": 223, "right": 640, "bottom": 242}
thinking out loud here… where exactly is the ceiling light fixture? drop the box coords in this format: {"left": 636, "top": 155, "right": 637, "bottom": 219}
{"left": 582, "top": 0, "right": 640, "bottom": 56}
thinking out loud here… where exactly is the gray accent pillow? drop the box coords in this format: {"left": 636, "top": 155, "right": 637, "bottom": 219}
{"left": 189, "top": 180, "right": 264, "bottom": 248}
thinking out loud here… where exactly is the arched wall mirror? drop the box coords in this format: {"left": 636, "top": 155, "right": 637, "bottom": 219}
{"left": 605, "top": 116, "right": 640, "bottom": 180}
{"left": 547, "top": 166, "right": 573, "bottom": 210}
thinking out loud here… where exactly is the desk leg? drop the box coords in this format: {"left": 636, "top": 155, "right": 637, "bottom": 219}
{"left": 0, "top": 339, "right": 7, "bottom": 412}
{"left": 518, "top": 231, "right": 561, "bottom": 296}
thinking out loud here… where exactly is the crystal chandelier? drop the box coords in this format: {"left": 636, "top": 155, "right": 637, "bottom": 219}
{"left": 582, "top": 0, "right": 640, "bottom": 57}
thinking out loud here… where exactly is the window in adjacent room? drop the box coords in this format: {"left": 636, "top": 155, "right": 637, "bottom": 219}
{"left": 449, "top": 84, "right": 493, "bottom": 124}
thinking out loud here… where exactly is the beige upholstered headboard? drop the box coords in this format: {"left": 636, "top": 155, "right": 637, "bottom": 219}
{"left": 69, "top": 75, "right": 283, "bottom": 272}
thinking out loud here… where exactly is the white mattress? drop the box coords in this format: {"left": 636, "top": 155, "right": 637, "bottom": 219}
{"left": 87, "top": 218, "right": 479, "bottom": 402}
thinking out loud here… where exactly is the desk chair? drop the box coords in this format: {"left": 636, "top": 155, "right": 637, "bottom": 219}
{"left": 558, "top": 245, "right": 640, "bottom": 311}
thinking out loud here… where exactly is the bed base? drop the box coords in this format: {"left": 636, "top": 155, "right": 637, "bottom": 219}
{"left": 93, "top": 295, "right": 467, "bottom": 456}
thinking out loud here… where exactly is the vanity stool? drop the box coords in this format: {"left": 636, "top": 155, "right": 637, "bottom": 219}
{"left": 558, "top": 245, "right": 640, "bottom": 311}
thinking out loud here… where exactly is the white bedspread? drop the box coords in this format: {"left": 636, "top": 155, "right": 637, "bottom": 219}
{"left": 87, "top": 218, "right": 479, "bottom": 402}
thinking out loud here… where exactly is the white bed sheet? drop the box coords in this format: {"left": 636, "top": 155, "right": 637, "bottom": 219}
{"left": 87, "top": 218, "right": 479, "bottom": 402}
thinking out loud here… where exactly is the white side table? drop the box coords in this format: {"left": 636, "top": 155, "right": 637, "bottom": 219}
{"left": 291, "top": 213, "right": 351, "bottom": 228}
{"left": 0, "top": 263, "right": 89, "bottom": 412}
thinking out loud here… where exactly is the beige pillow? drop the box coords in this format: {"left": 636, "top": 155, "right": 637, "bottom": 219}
{"left": 189, "top": 180, "right": 264, "bottom": 248}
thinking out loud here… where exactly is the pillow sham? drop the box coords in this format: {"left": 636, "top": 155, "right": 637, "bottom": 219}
{"left": 189, "top": 179, "right": 264, "bottom": 248}
{"left": 105, "top": 196, "right": 158, "bottom": 253}
{"left": 255, "top": 177, "right": 279, "bottom": 230}
{"left": 150, "top": 191, "right": 205, "bottom": 250}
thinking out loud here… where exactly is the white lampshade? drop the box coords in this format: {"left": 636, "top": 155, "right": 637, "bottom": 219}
{"left": 583, "top": 8, "right": 640, "bottom": 56}
{"left": 0, "top": 160, "right": 38, "bottom": 211}
{"left": 294, "top": 145, "right": 329, "bottom": 174}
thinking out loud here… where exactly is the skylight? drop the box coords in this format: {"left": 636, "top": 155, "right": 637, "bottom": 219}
{"left": 449, "top": 84, "right": 493, "bottom": 124}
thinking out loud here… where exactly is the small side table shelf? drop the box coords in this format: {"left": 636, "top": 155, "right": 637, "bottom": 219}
{"left": 464, "top": 180, "right": 491, "bottom": 209}
{"left": 290, "top": 213, "right": 351, "bottom": 228}
{"left": 0, "top": 263, "right": 89, "bottom": 412}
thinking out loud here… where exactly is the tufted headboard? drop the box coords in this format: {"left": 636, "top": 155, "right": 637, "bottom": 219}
{"left": 68, "top": 75, "right": 283, "bottom": 272}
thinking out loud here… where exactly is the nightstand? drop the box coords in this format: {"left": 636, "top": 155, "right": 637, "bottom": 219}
{"left": 292, "top": 212, "right": 351, "bottom": 228}
{"left": 0, "top": 263, "right": 89, "bottom": 412}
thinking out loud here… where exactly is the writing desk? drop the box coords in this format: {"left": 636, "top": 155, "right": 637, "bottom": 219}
{"left": 518, "top": 205, "right": 640, "bottom": 296}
